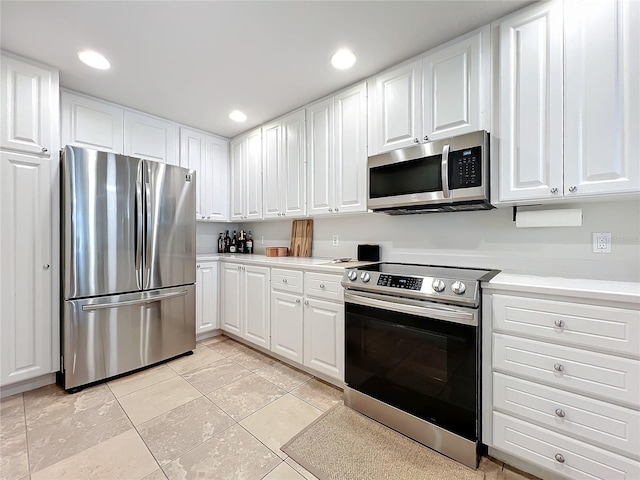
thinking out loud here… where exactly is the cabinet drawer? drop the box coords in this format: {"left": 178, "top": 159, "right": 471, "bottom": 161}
{"left": 493, "top": 412, "right": 640, "bottom": 480}
{"left": 304, "top": 272, "right": 343, "bottom": 302}
{"left": 271, "top": 268, "right": 303, "bottom": 294}
{"left": 493, "top": 373, "right": 640, "bottom": 458}
{"left": 493, "top": 334, "right": 640, "bottom": 407}
{"left": 493, "top": 294, "right": 640, "bottom": 357}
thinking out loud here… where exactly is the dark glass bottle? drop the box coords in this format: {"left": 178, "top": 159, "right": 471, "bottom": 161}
{"left": 237, "top": 229, "right": 245, "bottom": 254}
{"left": 246, "top": 231, "right": 253, "bottom": 254}
{"left": 225, "top": 230, "right": 230, "bottom": 253}
{"left": 218, "top": 233, "right": 224, "bottom": 253}
{"left": 230, "top": 231, "right": 237, "bottom": 253}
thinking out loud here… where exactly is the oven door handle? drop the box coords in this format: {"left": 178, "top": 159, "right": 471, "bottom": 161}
{"left": 344, "top": 291, "right": 477, "bottom": 326}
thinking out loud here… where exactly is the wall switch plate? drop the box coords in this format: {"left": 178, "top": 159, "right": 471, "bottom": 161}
{"left": 332, "top": 235, "right": 339, "bottom": 246}
{"left": 592, "top": 232, "right": 611, "bottom": 253}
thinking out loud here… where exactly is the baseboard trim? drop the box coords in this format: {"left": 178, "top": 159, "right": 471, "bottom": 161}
{"left": 1, "top": 373, "right": 56, "bottom": 398}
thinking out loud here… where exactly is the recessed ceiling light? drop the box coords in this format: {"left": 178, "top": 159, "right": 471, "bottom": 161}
{"left": 229, "top": 110, "right": 247, "bottom": 122}
{"left": 331, "top": 48, "right": 356, "bottom": 70}
{"left": 78, "top": 50, "right": 111, "bottom": 70}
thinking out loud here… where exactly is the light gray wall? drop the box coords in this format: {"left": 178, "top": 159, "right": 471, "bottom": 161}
{"left": 224, "top": 199, "right": 640, "bottom": 282}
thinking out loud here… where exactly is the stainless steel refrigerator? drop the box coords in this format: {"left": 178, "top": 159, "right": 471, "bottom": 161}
{"left": 59, "top": 146, "right": 196, "bottom": 392}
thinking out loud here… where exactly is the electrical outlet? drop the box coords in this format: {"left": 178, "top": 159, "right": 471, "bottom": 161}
{"left": 260, "top": 235, "right": 264, "bottom": 245}
{"left": 592, "top": 232, "right": 611, "bottom": 253}
{"left": 332, "top": 235, "right": 339, "bottom": 247}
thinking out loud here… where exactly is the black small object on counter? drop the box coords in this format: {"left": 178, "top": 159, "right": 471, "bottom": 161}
{"left": 357, "top": 244, "right": 380, "bottom": 262}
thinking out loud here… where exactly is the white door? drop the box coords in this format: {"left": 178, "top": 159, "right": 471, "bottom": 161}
{"left": 495, "top": 1, "right": 564, "bottom": 202}
{"left": 370, "top": 59, "right": 422, "bottom": 154}
{"left": 422, "top": 26, "right": 488, "bottom": 141}
{"left": 203, "top": 134, "right": 229, "bottom": 221}
{"left": 180, "top": 128, "right": 204, "bottom": 219}
{"left": 196, "top": 262, "right": 218, "bottom": 335}
{"left": 334, "top": 83, "right": 367, "bottom": 214}
{"left": 281, "top": 110, "right": 306, "bottom": 217}
{"left": 306, "top": 97, "right": 334, "bottom": 216}
{"left": 1, "top": 55, "right": 55, "bottom": 157}
{"left": 270, "top": 291, "right": 303, "bottom": 363}
{"left": 124, "top": 110, "right": 177, "bottom": 165}
{"left": 229, "top": 138, "right": 244, "bottom": 221}
{"left": 564, "top": 0, "right": 640, "bottom": 197}
{"left": 0, "top": 152, "right": 52, "bottom": 385}
{"left": 244, "top": 128, "right": 262, "bottom": 220}
{"left": 243, "top": 265, "right": 270, "bottom": 349}
{"left": 303, "top": 298, "right": 344, "bottom": 381}
{"left": 60, "top": 91, "right": 124, "bottom": 153}
{"left": 262, "top": 121, "right": 281, "bottom": 219}
{"left": 221, "top": 263, "right": 242, "bottom": 336}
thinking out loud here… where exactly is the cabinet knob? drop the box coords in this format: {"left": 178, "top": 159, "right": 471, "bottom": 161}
{"left": 242, "top": 266, "right": 245, "bottom": 271}
{"left": 295, "top": 298, "right": 301, "bottom": 304}
{"left": 304, "top": 300, "right": 309, "bottom": 305}
{"left": 41, "top": 147, "right": 48, "bottom": 153}
{"left": 329, "top": 208, "right": 333, "bottom": 212}
{"left": 554, "top": 454, "right": 565, "bottom": 463}
{"left": 550, "top": 187, "right": 559, "bottom": 194}
{"left": 424, "top": 135, "right": 429, "bottom": 142}
{"left": 43, "top": 264, "right": 50, "bottom": 270}
{"left": 553, "top": 363, "right": 564, "bottom": 372}
{"left": 278, "top": 213, "right": 281, "bottom": 217}
{"left": 554, "top": 319, "right": 564, "bottom": 328}
{"left": 197, "top": 264, "right": 200, "bottom": 268}
{"left": 334, "top": 208, "right": 338, "bottom": 212}
{"left": 569, "top": 186, "right": 577, "bottom": 193}
{"left": 555, "top": 408, "right": 566, "bottom": 418}
{"left": 319, "top": 284, "right": 325, "bottom": 288}
{"left": 282, "top": 278, "right": 287, "bottom": 283}
{"left": 238, "top": 266, "right": 241, "bottom": 270}
{"left": 414, "top": 138, "right": 419, "bottom": 143}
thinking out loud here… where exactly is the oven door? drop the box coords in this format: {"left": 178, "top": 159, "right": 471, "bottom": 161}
{"left": 344, "top": 291, "right": 479, "bottom": 441}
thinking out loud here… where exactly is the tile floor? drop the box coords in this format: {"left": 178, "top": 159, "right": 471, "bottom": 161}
{"left": 0, "top": 335, "right": 536, "bottom": 480}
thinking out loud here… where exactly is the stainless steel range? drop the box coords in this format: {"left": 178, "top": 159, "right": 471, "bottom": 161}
{"left": 341, "top": 263, "right": 498, "bottom": 469}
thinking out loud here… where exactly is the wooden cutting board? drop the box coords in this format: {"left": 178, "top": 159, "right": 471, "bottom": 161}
{"left": 289, "top": 219, "right": 313, "bottom": 257}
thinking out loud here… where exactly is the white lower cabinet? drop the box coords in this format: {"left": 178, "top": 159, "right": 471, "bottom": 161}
{"left": 195, "top": 261, "right": 219, "bottom": 336}
{"left": 271, "top": 290, "right": 304, "bottom": 363}
{"left": 303, "top": 297, "right": 344, "bottom": 380}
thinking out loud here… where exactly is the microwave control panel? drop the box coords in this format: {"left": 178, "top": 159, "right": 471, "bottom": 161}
{"left": 449, "top": 146, "right": 482, "bottom": 189}
{"left": 377, "top": 274, "right": 423, "bottom": 291}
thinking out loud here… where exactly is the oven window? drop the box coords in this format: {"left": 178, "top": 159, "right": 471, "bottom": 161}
{"left": 369, "top": 154, "right": 442, "bottom": 198}
{"left": 345, "top": 302, "right": 478, "bottom": 440}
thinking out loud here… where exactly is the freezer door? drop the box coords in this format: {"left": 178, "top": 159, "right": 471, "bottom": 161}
{"left": 143, "top": 160, "right": 196, "bottom": 290}
{"left": 61, "top": 284, "right": 196, "bottom": 390}
{"left": 62, "top": 146, "right": 143, "bottom": 299}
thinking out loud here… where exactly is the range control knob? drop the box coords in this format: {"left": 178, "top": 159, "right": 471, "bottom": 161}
{"left": 452, "top": 281, "right": 466, "bottom": 295}
{"left": 361, "top": 272, "right": 371, "bottom": 283}
{"left": 432, "top": 279, "right": 445, "bottom": 292}
{"left": 347, "top": 270, "right": 358, "bottom": 281}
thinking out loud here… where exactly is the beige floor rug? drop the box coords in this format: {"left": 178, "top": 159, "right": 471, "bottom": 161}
{"left": 281, "top": 404, "right": 484, "bottom": 480}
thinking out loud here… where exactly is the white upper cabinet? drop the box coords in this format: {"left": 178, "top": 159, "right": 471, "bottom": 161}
{"left": 180, "top": 127, "right": 229, "bottom": 221}
{"left": 124, "top": 110, "right": 178, "bottom": 165}
{"left": 495, "top": 1, "right": 564, "bottom": 203}
{"left": 369, "top": 27, "right": 489, "bottom": 155}
{"left": 230, "top": 128, "right": 262, "bottom": 221}
{"left": 307, "top": 82, "right": 367, "bottom": 216}
{"left": 564, "top": 0, "right": 639, "bottom": 197}
{"left": 1, "top": 55, "right": 57, "bottom": 157}
{"left": 262, "top": 109, "right": 306, "bottom": 219}
{"left": 61, "top": 90, "right": 124, "bottom": 153}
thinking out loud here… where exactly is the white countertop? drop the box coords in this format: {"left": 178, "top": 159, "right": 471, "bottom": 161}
{"left": 196, "top": 253, "right": 372, "bottom": 274}
{"left": 485, "top": 272, "right": 640, "bottom": 305}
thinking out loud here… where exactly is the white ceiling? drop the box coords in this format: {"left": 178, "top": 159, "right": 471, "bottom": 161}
{"left": 1, "top": 0, "right": 530, "bottom": 139}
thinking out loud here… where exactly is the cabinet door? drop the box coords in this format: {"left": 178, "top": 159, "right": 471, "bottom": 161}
{"left": 422, "top": 26, "right": 489, "bottom": 141}
{"left": 281, "top": 110, "right": 306, "bottom": 217}
{"left": 303, "top": 298, "right": 344, "bottom": 381}
{"left": 270, "top": 291, "right": 303, "bottom": 363}
{"left": 244, "top": 128, "right": 263, "bottom": 220}
{"left": 196, "top": 262, "right": 218, "bottom": 335}
{"left": 243, "top": 265, "right": 270, "bottom": 349}
{"left": 180, "top": 128, "right": 205, "bottom": 219}
{"left": 221, "top": 263, "right": 242, "bottom": 336}
{"left": 229, "top": 138, "right": 244, "bottom": 221}
{"left": 1, "top": 55, "right": 55, "bottom": 157}
{"left": 306, "top": 97, "right": 334, "bottom": 216}
{"left": 262, "top": 121, "right": 281, "bottom": 219}
{"left": 334, "top": 83, "right": 368, "bottom": 214}
{"left": 203, "top": 134, "right": 229, "bottom": 221}
{"left": 1, "top": 152, "right": 52, "bottom": 385}
{"left": 61, "top": 91, "right": 124, "bottom": 153}
{"left": 370, "top": 60, "right": 422, "bottom": 154}
{"left": 496, "top": 1, "right": 564, "bottom": 202}
{"left": 124, "top": 110, "right": 178, "bottom": 165}
{"left": 564, "top": 0, "right": 640, "bottom": 196}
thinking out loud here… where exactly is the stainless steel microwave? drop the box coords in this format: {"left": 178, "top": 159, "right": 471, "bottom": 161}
{"left": 367, "top": 130, "right": 491, "bottom": 214}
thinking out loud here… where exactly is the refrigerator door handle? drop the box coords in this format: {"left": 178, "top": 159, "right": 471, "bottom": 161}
{"left": 144, "top": 180, "right": 152, "bottom": 287}
{"left": 135, "top": 181, "right": 143, "bottom": 274}
{"left": 81, "top": 290, "right": 189, "bottom": 311}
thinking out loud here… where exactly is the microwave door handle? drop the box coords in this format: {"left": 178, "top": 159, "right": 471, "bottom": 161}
{"left": 441, "top": 143, "right": 450, "bottom": 198}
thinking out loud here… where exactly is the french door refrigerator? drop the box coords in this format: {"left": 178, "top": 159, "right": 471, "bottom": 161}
{"left": 59, "top": 146, "right": 196, "bottom": 392}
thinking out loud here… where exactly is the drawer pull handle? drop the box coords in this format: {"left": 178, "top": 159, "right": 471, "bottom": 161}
{"left": 554, "top": 454, "right": 565, "bottom": 463}
{"left": 283, "top": 278, "right": 288, "bottom": 283}
{"left": 320, "top": 284, "right": 325, "bottom": 288}
{"left": 555, "top": 408, "right": 565, "bottom": 418}
{"left": 554, "top": 363, "right": 564, "bottom": 372}
{"left": 554, "top": 319, "right": 565, "bottom": 328}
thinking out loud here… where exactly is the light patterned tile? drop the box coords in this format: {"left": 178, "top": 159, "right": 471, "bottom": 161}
{"left": 228, "top": 348, "right": 276, "bottom": 371}
{"left": 142, "top": 470, "right": 167, "bottom": 480}
{"left": 181, "top": 358, "right": 252, "bottom": 395}
{"left": 200, "top": 335, "right": 227, "bottom": 347}
{"left": 0, "top": 394, "right": 25, "bottom": 441}
{"left": 168, "top": 345, "right": 225, "bottom": 375}
{"left": 263, "top": 461, "right": 305, "bottom": 479}
{"left": 137, "top": 397, "right": 234, "bottom": 465}
{"left": 285, "top": 458, "right": 319, "bottom": 480}
{"left": 162, "top": 424, "right": 280, "bottom": 480}
{"left": 291, "top": 379, "right": 342, "bottom": 411}
{"left": 31, "top": 429, "right": 158, "bottom": 480}
{"left": 203, "top": 338, "right": 252, "bottom": 357}
{"left": 118, "top": 376, "right": 201, "bottom": 425}
{"left": 0, "top": 426, "right": 28, "bottom": 480}
{"left": 240, "top": 394, "right": 323, "bottom": 459}
{"left": 500, "top": 465, "right": 540, "bottom": 480}
{"left": 254, "top": 362, "right": 312, "bottom": 391}
{"left": 108, "top": 365, "right": 177, "bottom": 398}
{"left": 206, "top": 374, "right": 286, "bottom": 420}
{"left": 479, "top": 456, "right": 503, "bottom": 480}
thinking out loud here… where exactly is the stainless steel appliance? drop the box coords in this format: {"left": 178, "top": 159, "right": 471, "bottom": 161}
{"left": 367, "top": 130, "right": 491, "bottom": 214}
{"left": 59, "top": 146, "right": 196, "bottom": 392}
{"left": 342, "top": 263, "right": 498, "bottom": 468}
